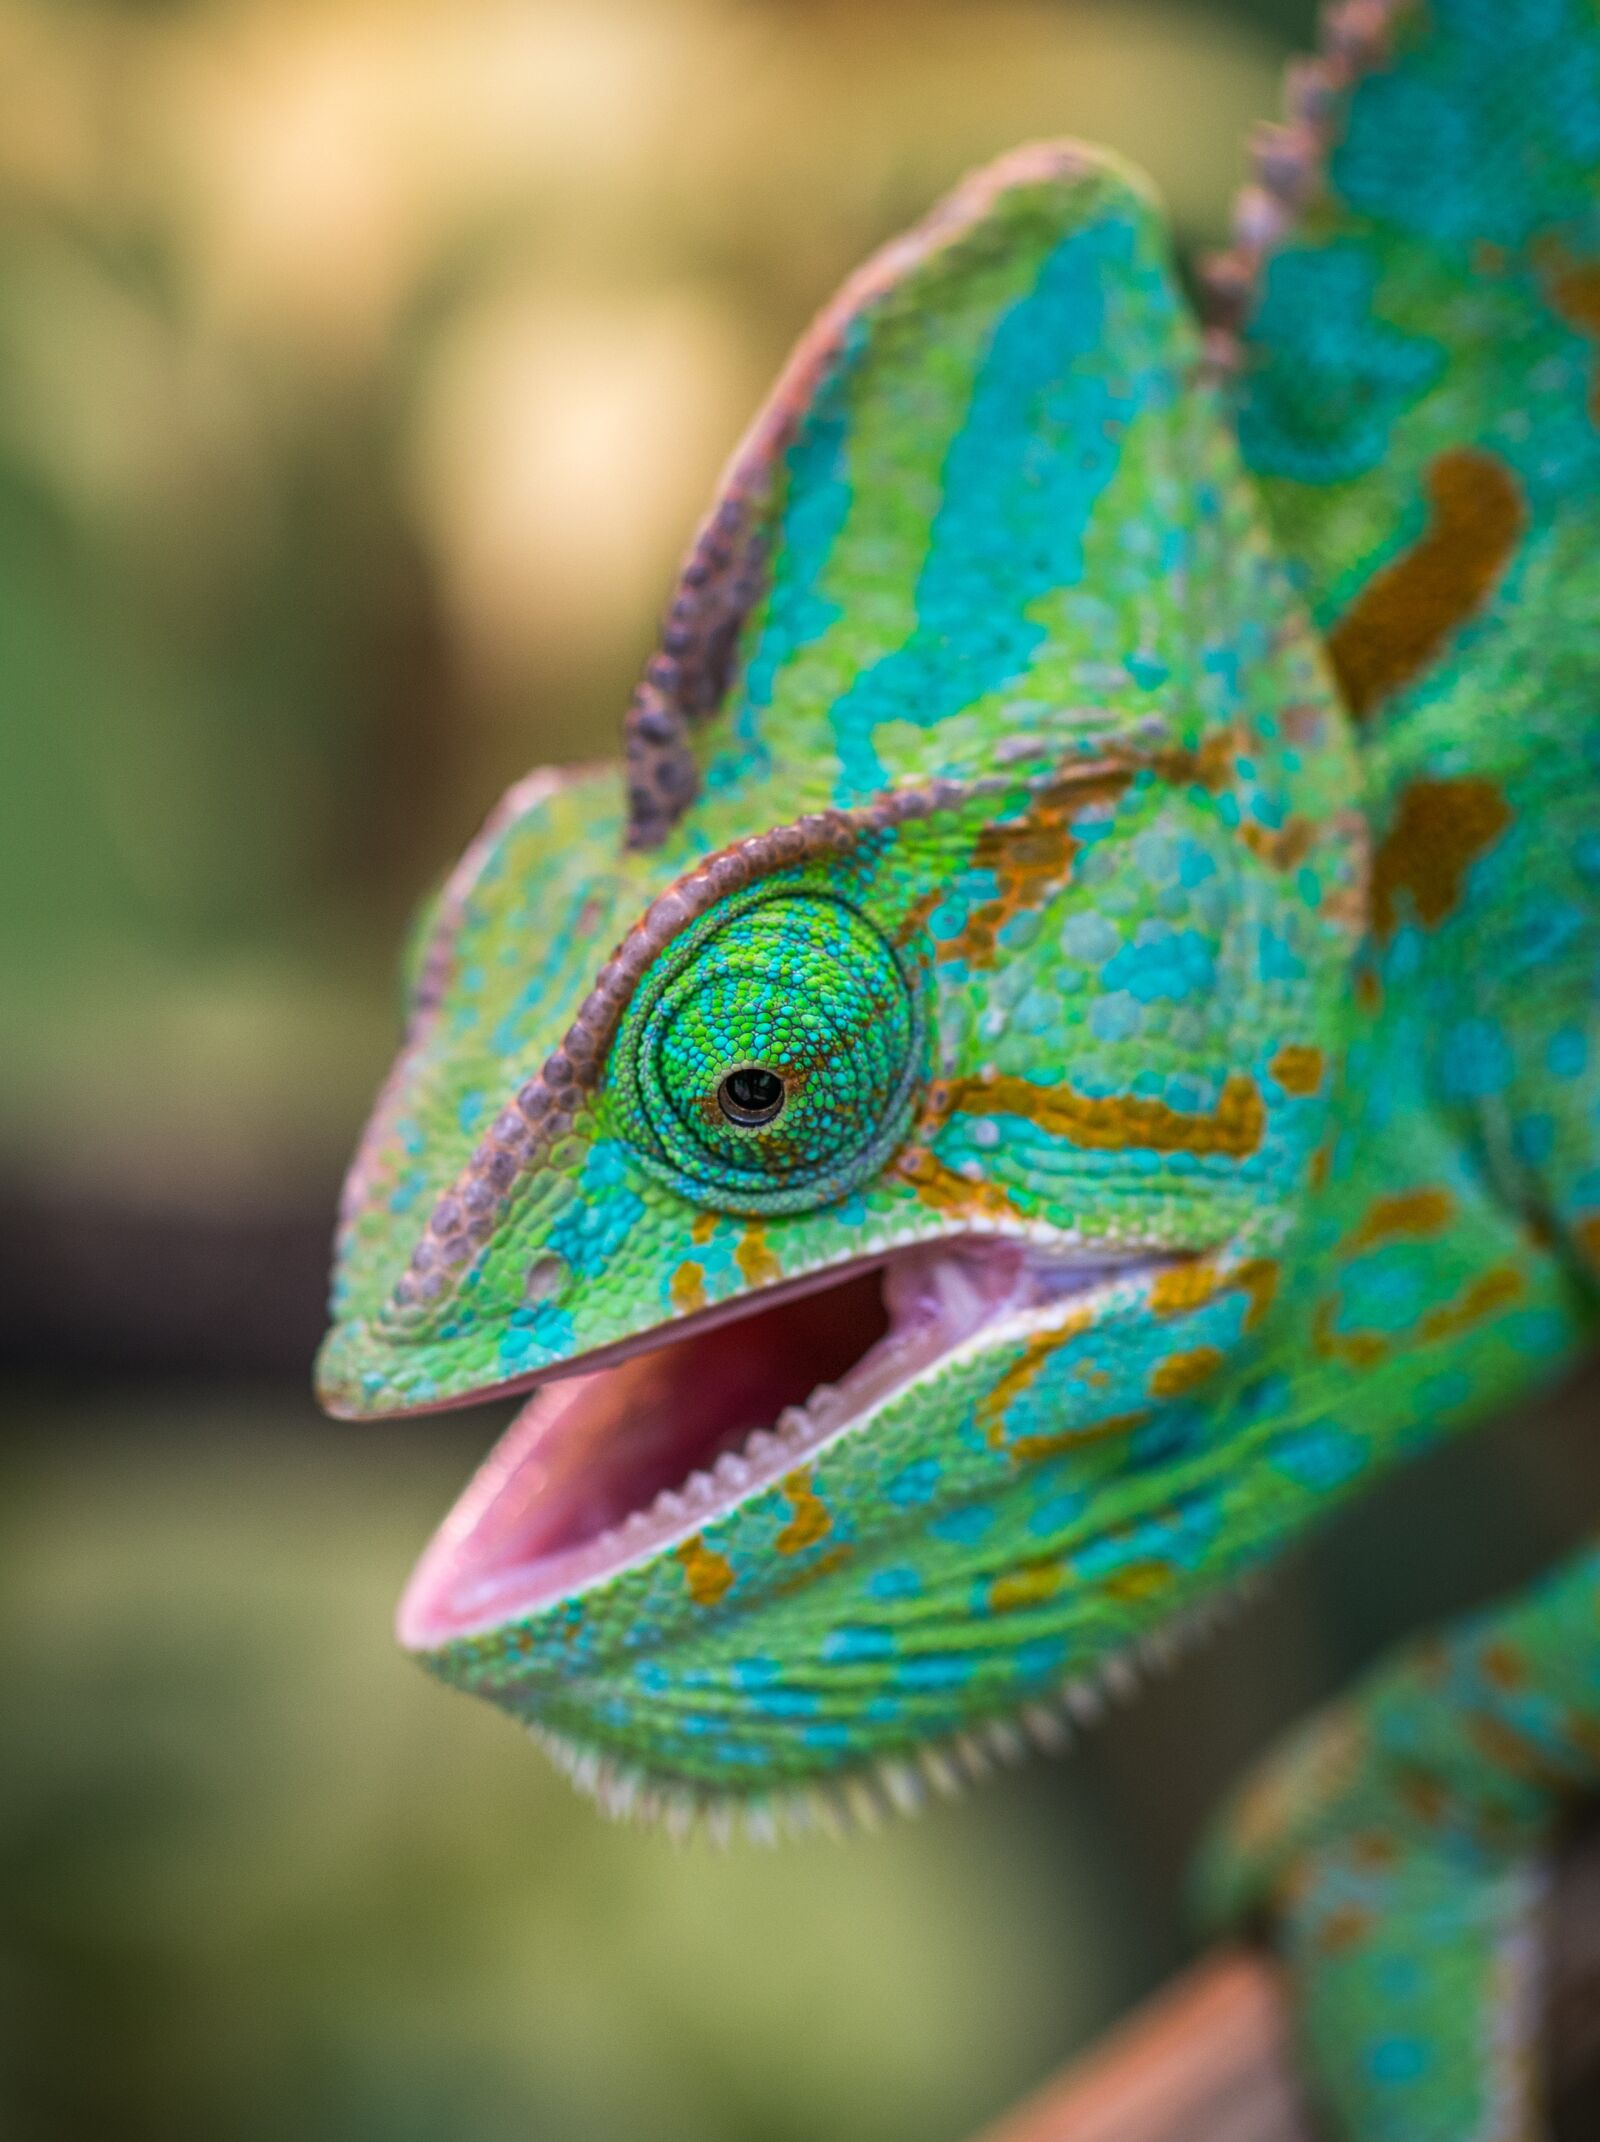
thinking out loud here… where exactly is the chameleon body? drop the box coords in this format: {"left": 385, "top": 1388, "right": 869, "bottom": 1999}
{"left": 319, "top": 5, "right": 1600, "bottom": 2135}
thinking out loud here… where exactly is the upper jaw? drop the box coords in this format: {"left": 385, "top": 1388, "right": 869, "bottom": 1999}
{"left": 395, "top": 1229, "right": 1190, "bottom": 1651}
{"left": 317, "top": 1214, "right": 1134, "bottom": 1423}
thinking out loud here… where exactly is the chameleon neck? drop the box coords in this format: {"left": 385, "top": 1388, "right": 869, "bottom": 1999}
{"left": 1231, "top": 507, "right": 1600, "bottom": 1526}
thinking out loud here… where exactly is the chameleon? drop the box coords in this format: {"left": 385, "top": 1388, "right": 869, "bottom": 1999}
{"left": 317, "top": 2, "right": 1600, "bottom": 2135}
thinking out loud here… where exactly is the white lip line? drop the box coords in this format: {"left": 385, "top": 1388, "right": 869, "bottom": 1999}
{"left": 397, "top": 1241, "right": 1185, "bottom": 1649}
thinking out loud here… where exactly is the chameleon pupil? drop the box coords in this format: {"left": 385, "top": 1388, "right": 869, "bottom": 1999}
{"left": 718, "top": 1066, "right": 785, "bottom": 1127}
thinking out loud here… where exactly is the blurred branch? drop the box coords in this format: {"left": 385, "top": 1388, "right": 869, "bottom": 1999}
{"left": 973, "top": 1831, "right": 1600, "bottom": 2142}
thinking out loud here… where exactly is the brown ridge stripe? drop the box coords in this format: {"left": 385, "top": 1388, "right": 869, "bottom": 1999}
{"left": 1341, "top": 1185, "right": 1456, "bottom": 1256}
{"left": 1370, "top": 775, "right": 1512, "bottom": 942}
{"left": 1326, "top": 447, "right": 1527, "bottom": 722}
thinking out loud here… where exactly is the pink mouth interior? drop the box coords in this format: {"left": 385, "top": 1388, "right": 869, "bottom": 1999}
{"left": 397, "top": 1237, "right": 1152, "bottom": 1650}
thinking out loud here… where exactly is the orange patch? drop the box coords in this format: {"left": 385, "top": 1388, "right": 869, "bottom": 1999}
{"left": 1101, "top": 1559, "right": 1174, "bottom": 1604}
{"left": 690, "top": 1211, "right": 718, "bottom": 1246}
{"left": 1575, "top": 1212, "right": 1600, "bottom": 1273}
{"left": 1149, "top": 1256, "right": 1276, "bottom": 1332}
{"left": 1351, "top": 1831, "right": 1401, "bottom": 1871}
{"left": 670, "top": 1261, "right": 708, "bottom": 1314}
{"left": 1009, "top": 1410, "right": 1149, "bottom": 1463}
{"left": 891, "top": 1144, "right": 1021, "bottom": 1220}
{"left": 735, "top": 1223, "right": 782, "bottom": 1288}
{"left": 923, "top": 1078, "right": 955, "bottom": 1121}
{"left": 1149, "top": 1345, "right": 1226, "bottom": 1400}
{"left": 775, "top": 1471, "right": 832, "bottom": 1556}
{"left": 1397, "top": 1769, "right": 1451, "bottom": 1827}
{"left": 1370, "top": 776, "right": 1513, "bottom": 942}
{"left": 1318, "top": 1906, "right": 1376, "bottom": 1957}
{"left": 1154, "top": 728, "right": 1236, "bottom": 793}
{"left": 1234, "top": 1258, "right": 1281, "bottom": 1333}
{"left": 1150, "top": 1260, "right": 1222, "bottom": 1316}
{"left": 1326, "top": 448, "right": 1527, "bottom": 722}
{"left": 988, "top": 1560, "right": 1063, "bottom": 1613}
{"left": 1270, "top": 1043, "right": 1325, "bottom": 1097}
{"left": 1478, "top": 1641, "right": 1529, "bottom": 1693}
{"left": 1418, "top": 1262, "right": 1525, "bottom": 1344}
{"left": 1240, "top": 816, "right": 1316, "bottom": 872}
{"left": 950, "top": 773, "right": 1131, "bottom": 968}
{"left": 921, "top": 1070, "right": 1265, "bottom": 1161}
{"left": 1467, "top": 1711, "right": 1549, "bottom": 1784}
{"left": 1342, "top": 1186, "right": 1457, "bottom": 1256}
{"left": 676, "top": 1536, "right": 735, "bottom": 1607}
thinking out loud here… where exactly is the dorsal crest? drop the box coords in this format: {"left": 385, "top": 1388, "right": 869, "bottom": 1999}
{"left": 622, "top": 144, "right": 1321, "bottom": 853}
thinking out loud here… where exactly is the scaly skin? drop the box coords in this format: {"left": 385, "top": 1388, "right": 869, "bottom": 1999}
{"left": 319, "top": 6, "right": 1600, "bottom": 2136}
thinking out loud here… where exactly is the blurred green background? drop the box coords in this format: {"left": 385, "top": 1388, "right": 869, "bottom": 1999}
{"left": 3, "top": 3, "right": 1596, "bottom": 2138}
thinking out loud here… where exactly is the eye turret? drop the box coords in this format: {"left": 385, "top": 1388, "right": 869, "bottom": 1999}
{"left": 608, "top": 888, "right": 922, "bottom": 1214}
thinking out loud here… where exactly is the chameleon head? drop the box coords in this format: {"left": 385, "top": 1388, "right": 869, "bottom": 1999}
{"left": 317, "top": 145, "right": 1367, "bottom": 1823}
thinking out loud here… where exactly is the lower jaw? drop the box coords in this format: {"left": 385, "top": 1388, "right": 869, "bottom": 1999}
{"left": 421, "top": 1533, "right": 1270, "bottom": 1836}
{"left": 397, "top": 1232, "right": 1190, "bottom": 1654}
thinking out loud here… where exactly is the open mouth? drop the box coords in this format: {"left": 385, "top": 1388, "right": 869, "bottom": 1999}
{"left": 398, "top": 1234, "right": 1171, "bottom": 1651}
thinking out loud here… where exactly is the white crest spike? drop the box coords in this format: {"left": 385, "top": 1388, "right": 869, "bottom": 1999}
{"left": 843, "top": 1775, "right": 887, "bottom": 1832}
{"left": 741, "top": 1798, "right": 780, "bottom": 1848}
{"left": 953, "top": 1731, "right": 995, "bottom": 1783}
{"left": 1103, "top": 1652, "right": 1140, "bottom": 1702}
{"left": 984, "top": 1717, "right": 1028, "bottom": 1766}
{"left": 1062, "top": 1677, "right": 1106, "bottom": 1725}
{"left": 876, "top": 1758, "right": 925, "bottom": 1818}
{"left": 802, "top": 1786, "right": 849, "bottom": 1842}
{"left": 1021, "top": 1701, "right": 1072, "bottom": 1754}
{"left": 918, "top": 1746, "right": 967, "bottom": 1800}
{"left": 662, "top": 1790, "right": 699, "bottom": 1845}
{"left": 634, "top": 1786, "right": 665, "bottom": 1828}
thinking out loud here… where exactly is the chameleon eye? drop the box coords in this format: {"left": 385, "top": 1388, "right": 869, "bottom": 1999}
{"left": 608, "top": 889, "right": 922, "bottom": 1214}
